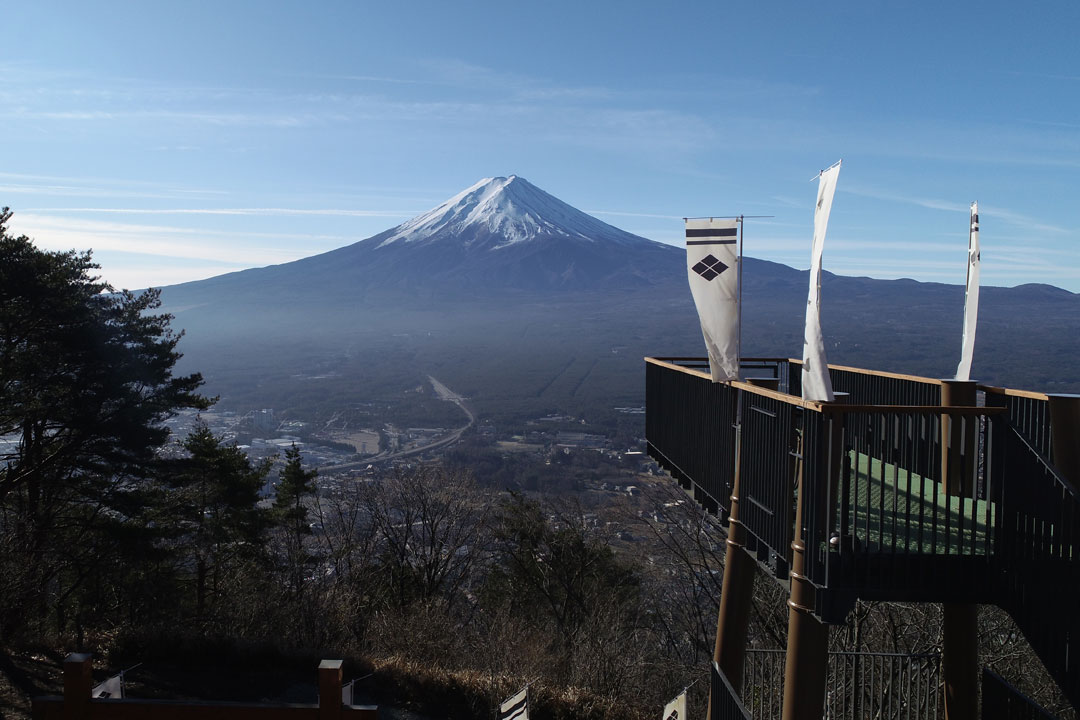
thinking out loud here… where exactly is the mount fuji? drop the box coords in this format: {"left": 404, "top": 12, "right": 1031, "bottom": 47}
{"left": 158, "top": 175, "right": 1080, "bottom": 422}
{"left": 163, "top": 175, "right": 684, "bottom": 308}
{"left": 158, "top": 175, "right": 707, "bottom": 420}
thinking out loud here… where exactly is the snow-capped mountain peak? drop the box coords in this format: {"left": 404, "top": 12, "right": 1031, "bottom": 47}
{"left": 376, "top": 175, "right": 649, "bottom": 250}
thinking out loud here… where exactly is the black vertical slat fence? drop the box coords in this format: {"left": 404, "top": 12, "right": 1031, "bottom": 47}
{"left": 801, "top": 406, "right": 999, "bottom": 607}
{"left": 647, "top": 359, "right": 1078, "bottom": 708}
{"left": 646, "top": 360, "right": 737, "bottom": 514}
{"left": 995, "top": 423, "right": 1080, "bottom": 711}
{"left": 983, "top": 389, "right": 1053, "bottom": 461}
{"left": 785, "top": 359, "right": 942, "bottom": 407}
{"left": 711, "top": 662, "right": 752, "bottom": 720}
{"left": 981, "top": 667, "right": 1062, "bottom": 720}
{"left": 738, "top": 393, "right": 796, "bottom": 577}
{"left": 741, "top": 650, "right": 942, "bottom": 720}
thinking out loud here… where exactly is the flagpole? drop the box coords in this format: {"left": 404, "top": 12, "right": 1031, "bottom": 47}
{"left": 737, "top": 215, "right": 744, "bottom": 381}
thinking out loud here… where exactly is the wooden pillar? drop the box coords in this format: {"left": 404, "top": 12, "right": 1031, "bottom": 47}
{"left": 939, "top": 380, "right": 978, "bottom": 720}
{"left": 319, "top": 659, "right": 343, "bottom": 720}
{"left": 941, "top": 380, "right": 977, "bottom": 497}
{"left": 1048, "top": 394, "right": 1080, "bottom": 486}
{"left": 706, "top": 387, "right": 756, "bottom": 720}
{"left": 63, "top": 654, "right": 92, "bottom": 720}
{"left": 780, "top": 408, "right": 836, "bottom": 720}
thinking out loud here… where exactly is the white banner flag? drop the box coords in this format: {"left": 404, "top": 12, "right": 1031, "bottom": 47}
{"left": 92, "top": 673, "right": 123, "bottom": 699}
{"left": 662, "top": 690, "right": 687, "bottom": 720}
{"left": 499, "top": 687, "right": 529, "bottom": 720}
{"left": 955, "top": 201, "right": 980, "bottom": 381}
{"left": 801, "top": 161, "right": 841, "bottom": 402}
{"left": 342, "top": 679, "right": 355, "bottom": 706}
{"left": 686, "top": 218, "right": 740, "bottom": 382}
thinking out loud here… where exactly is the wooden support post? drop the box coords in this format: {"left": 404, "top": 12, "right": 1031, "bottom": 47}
{"left": 63, "top": 654, "right": 92, "bottom": 720}
{"left": 1048, "top": 394, "right": 1080, "bottom": 486}
{"left": 943, "top": 603, "right": 979, "bottom": 720}
{"left": 706, "top": 390, "right": 756, "bottom": 720}
{"left": 940, "top": 380, "right": 977, "bottom": 497}
{"left": 780, "top": 409, "right": 835, "bottom": 720}
{"left": 319, "top": 660, "right": 343, "bottom": 720}
{"left": 939, "top": 380, "right": 978, "bottom": 720}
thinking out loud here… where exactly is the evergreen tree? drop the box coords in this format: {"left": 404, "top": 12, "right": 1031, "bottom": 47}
{"left": 272, "top": 444, "right": 317, "bottom": 595}
{"left": 160, "top": 424, "right": 272, "bottom": 620}
{"left": 0, "top": 208, "right": 209, "bottom": 642}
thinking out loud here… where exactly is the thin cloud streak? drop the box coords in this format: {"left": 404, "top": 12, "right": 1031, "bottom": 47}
{"left": 13, "top": 213, "right": 366, "bottom": 246}
{"left": 27, "top": 207, "right": 418, "bottom": 218}
{"left": 589, "top": 210, "right": 685, "bottom": 221}
{"left": 845, "top": 185, "right": 1072, "bottom": 235}
{"left": 11, "top": 214, "right": 326, "bottom": 266}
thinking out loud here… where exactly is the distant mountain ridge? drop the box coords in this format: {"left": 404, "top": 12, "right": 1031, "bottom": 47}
{"left": 158, "top": 176, "right": 1080, "bottom": 421}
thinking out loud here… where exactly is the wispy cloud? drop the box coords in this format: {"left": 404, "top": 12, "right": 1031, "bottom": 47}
{"left": 844, "top": 185, "right": 967, "bottom": 213}
{"left": 6, "top": 107, "right": 343, "bottom": 128}
{"left": 0, "top": 172, "right": 229, "bottom": 200}
{"left": 26, "top": 207, "right": 417, "bottom": 218}
{"left": 845, "top": 185, "right": 1072, "bottom": 235}
{"left": 588, "top": 210, "right": 685, "bottom": 221}
{"left": 10, "top": 214, "right": 334, "bottom": 266}
{"left": 104, "top": 264, "right": 251, "bottom": 290}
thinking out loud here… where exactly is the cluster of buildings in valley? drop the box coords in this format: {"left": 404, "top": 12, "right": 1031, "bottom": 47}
{"left": 161, "top": 408, "right": 376, "bottom": 479}
{"left": 161, "top": 405, "right": 664, "bottom": 514}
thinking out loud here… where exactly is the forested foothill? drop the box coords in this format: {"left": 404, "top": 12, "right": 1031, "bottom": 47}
{"left": 1, "top": 213, "right": 1073, "bottom": 720}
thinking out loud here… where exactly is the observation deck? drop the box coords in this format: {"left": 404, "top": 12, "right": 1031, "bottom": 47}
{"left": 645, "top": 357, "right": 1079, "bottom": 717}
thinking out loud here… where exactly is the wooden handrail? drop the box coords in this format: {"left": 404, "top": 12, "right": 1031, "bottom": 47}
{"left": 650, "top": 355, "right": 1061, "bottom": 393}
{"left": 645, "top": 358, "right": 1005, "bottom": 416}
{"left": 978, "top": 384, "right": 1050, "bottom": 402}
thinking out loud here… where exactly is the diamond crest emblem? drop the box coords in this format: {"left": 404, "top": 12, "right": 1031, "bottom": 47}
{"left": 692, "top": 254, "right": 729, "bottom": 282}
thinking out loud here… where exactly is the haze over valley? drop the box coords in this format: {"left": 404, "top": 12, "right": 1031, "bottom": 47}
{"left": 158, "top": 175, "right": 1080, "bottom": 456}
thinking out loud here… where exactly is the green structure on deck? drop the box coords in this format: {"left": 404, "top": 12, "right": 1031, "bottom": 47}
{"left": 645, "top": 357, "right": 1079, "bottom": 720}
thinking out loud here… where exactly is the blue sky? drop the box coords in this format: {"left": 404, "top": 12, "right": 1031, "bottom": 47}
{"left": 2, "top": 1, "right": 1078, "bottom": 291}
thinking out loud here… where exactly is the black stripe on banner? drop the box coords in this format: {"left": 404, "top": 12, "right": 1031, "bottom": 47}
{"left": 686, "top": 228, "right": 737, "bottom": 238}
{"left": 500, "top": 696, "right": 528, "bottom": 720}
{"left": 686, "top": 239, "right": 737, "bottom": 245}
{"left": 504, "top": 708, "right": 527, "bottom": 720}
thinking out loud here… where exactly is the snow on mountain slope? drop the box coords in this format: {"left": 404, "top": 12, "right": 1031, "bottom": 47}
{"left": 160, "top": 174, "right": 685, "bottom": 303}
{"left": 376, "top": 175, "right": 658, "bottom": 250}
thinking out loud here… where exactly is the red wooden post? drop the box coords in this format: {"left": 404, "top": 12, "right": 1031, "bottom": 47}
{"left": 63, "top": 654, "right": 92, "bottom": 720}
{"left": 319, "top": 660, "right": 343, "bottom": 720}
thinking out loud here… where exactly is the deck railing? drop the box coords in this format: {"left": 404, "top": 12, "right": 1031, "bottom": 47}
{"left": 741, "top": 649, "right": 942, "bottom": 720}
{"left": 994, "top": 424, "right": 1080, "bottom": 708}
{"left": 801, "top": 406, "right": 1001, "bottom": 613}
{"left": 645, "top": 357, "right": 1080, "bottom": 710}
{"left": 738, "top": 391, "right": 797, "bottom": 576}
{"left": 982, "top": 386, "right": 1053, "bottom": 460}
{"left": 646, "top": 359, "right": 738, "bottom": 515}
{"left": 645, "top": 358, "right": 1002, "bottom": 599}
{"left": 981, "top": 668, "right": 1062, "bottom": 720}
{"left": 710, "top": 662, "right": 752, "bottom": 720}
